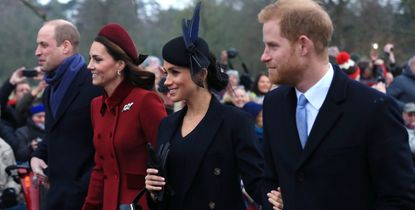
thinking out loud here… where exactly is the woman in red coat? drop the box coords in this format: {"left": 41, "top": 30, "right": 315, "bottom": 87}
{"left": 82, "top": 23, "right": 167, "bottom": 210}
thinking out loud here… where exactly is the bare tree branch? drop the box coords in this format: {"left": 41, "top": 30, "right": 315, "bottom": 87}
{"left": 19, "top": 0, "right": 47, "bottom": 21}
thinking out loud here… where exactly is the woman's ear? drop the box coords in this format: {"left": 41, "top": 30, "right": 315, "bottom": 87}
{"left": 117, "top": 60, "right": 126, "bottom": 71}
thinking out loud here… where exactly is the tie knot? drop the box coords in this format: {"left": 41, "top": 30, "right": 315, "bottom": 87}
{"left": 298, "top": 94, "right": 308, "bottom": 107}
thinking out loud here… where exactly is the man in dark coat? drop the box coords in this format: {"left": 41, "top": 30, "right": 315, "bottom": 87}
{"left": 30, "top": 19, "right": 101, "bottom": 210}
{"left": 258, "top": 0, "right": 415, "bottom": 209}
{"left": 387, "top": 55, "right": 415, "bottom": 109}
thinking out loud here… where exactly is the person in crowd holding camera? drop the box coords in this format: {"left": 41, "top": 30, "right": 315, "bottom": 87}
{"left": 258, "top": 0, "right": 415, "bottom": 209}
{"left": 0, "top": 68, "right": 33, "bottom": 129}
{"left": 14, "top": 104, "right": 45, "bottom": 162}
{"left": 387, "top": 55, "right": 415, "bottom": 109}
{"left": 30, "top": 19, "right": 101, "bottom": 210}
{"left": 82, "top": 23, "right": 166, "bottom": 210}
{"left": 145, "top": 3, "right": 270, "bottom": 210}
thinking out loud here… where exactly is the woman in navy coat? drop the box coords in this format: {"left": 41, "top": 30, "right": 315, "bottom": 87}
{"left": 82, "top": 23, "right": 166, "bottom": 210}
{"left": 145, "top": 3, "right": 267, "bottom": 210}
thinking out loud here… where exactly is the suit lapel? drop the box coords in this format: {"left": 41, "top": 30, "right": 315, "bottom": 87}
{"left": 43, "top": 86, "right": 54, "bottom": 130}
{"left": 296, "top": 67, "right": 348, "bottom": 169}
{"left": 283, "top": 89, "right": 303, "bottom": 157}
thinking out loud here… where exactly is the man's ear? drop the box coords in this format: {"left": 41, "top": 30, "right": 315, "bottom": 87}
{"left": 61, "top": 40, "right": 72, "bottom": 54}
{"left": 298, "top": 35, "right": 313, "bottom": 56}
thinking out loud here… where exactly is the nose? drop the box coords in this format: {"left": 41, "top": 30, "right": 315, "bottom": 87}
{"left": 260, "top": 48, "right": 271, "bottom": 63}
{"left": 35, "top": 45, "right": 41, "bottom": 57}
{"left": 87, "top": 59, "right": 94, "bottom": 71}
{"left": 164, "top": 74, "right": 172, "bottom": 87}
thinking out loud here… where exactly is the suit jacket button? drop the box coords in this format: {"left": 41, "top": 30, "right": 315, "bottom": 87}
{"left": 213, "top": 168, "right": 221, "bottom": 175}
{"left": 297, "top": 172, "right": 305, "bottom": 182}
{"left": 208, "top": 201, "right": 216, "bottom": 209}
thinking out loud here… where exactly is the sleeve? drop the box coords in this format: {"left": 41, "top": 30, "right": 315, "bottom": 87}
{"left": 14, "top": 127, "right": 32, "bottom": 162}
{"left": 367, "top": 96, "right": 415, "bottom": 209}
{"left": 31, "top": 135, "right": 48, "bottom": 161}
{"left": 82, "top": 99, "right": 104, "bottom": 210}
{"left": 232, "top": 110, "right": 264, "bottom": 205}
{"left": 0, "top": 80, "right": 15, "bottom": 117}
{"left": 0, "top": 120, "right": 19, "bottom": 152}
{"left": 139, "top": 92, "right": 167, "bottom": 147}
{"left": 386, "top": 79, "right": 405, "bottom": 109}
{"left": 260, "top": 95, "right": 280, "bottom": 210}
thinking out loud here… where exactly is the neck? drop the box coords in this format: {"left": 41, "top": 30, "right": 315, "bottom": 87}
{"left": 296, "top": 58, "right": 330, "bottom": 93}
{"left": 185, "top": 89, "right": 212, "bottom": 117}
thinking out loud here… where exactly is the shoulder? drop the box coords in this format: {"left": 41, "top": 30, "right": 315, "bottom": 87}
{"left": 263, "top": 85, "right": 290, "bottom": 107}
{"left": 91, "top": 95, "right": 103, "bottom": 106}
{"left": 128, "top": 88, "right": 163, "bottom": 105}
{"left": 220, "top": 103, "right": 253, "bottom": 127}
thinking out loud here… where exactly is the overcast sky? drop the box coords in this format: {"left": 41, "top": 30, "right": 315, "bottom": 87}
{"left": 38, "top": 0, "right": 192, "bottom": 10}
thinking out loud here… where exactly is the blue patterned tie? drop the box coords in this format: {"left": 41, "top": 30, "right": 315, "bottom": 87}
{"left": 296, "top": 94, "right": 308, "bottom": 148}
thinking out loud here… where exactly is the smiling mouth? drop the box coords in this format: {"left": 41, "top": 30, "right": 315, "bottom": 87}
{"left": 168, "top": 88, "right": 178, "bottom": 95}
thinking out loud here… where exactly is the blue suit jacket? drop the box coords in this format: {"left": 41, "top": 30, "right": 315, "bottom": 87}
{"left": 262, "top": 65, "right": 415, "bottom": 210}
{"left": 151, "top": 96, "right": 263, "bottom": 210}
{"left": 33, "top": 66, "right": 101, "bottom": 210}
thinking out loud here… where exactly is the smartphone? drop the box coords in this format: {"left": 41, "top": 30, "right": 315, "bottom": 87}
{"left": 22, "top": 69, "right": 38, "bottom": 77}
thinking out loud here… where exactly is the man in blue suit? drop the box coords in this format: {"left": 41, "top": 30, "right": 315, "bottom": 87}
{"left": 30, "top": 19, "right": 101, "bottom": 210}
{"left": 258, "top": 0, "right": 415, "bottom": 209}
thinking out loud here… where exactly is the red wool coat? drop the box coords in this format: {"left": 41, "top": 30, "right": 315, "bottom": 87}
{"left": 82, "top": 81, "right": 166, "bottom": 210}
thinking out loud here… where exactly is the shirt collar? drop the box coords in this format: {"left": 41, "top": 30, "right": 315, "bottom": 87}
{"left": 100, "top": 80, "right": 134, "bottom": 114}
{"left": 296, "top": 63, "right": 334, "bottom": 110}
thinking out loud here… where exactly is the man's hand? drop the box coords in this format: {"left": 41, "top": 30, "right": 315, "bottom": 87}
{"left": 30, "top": 157, "right": 48, "bottom": 177}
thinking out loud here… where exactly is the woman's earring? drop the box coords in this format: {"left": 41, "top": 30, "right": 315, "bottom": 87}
{"left": 117, "top": 69, "right": 121, "bottom": 76}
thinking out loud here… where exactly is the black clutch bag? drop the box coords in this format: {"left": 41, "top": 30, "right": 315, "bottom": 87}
{"left": 146, "top": 142, "right": 170, "bottom": 203}
{"left": 118, "top": 188, "right": 147, "bottom": 210}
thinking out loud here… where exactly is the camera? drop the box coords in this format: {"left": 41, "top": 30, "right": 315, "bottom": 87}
{"left": 22, "top": 69, "right": 38, "bottom": 77}
{"left": 226, "top": 48, "right": 238, "bottom": 59}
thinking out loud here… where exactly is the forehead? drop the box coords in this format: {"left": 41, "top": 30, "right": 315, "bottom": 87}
{"left": 37, "top": 25, "right": 56, "bottom": 42}
{"left": 259, "top": 75, "right": 269, "bottom": 81}
{"left": 162, "top": 60, "right": 189, "bottom": 71}
{"left": 263, "top": 19, "right": 282, "bottom": 36}
{"left": 16, "top": 83, "right": 30, "bottom": 89}
{"left": 90, "top": 42, "right": 110, "bottom": 55}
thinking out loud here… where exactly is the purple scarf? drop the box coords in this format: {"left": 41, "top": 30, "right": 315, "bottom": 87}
{"left": 45, "top": 54, "right": 85, "bottom": 117}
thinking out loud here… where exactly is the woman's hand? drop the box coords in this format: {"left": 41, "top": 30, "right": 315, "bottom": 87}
{"left": 267, "top": 187, "right": 283, "bottom": 210}
{"left": 145, "top": 168, "right": 166, "bottom": 192}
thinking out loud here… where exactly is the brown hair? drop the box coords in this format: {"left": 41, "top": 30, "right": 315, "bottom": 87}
{"left": 95, "top": 36, "right": 155, "bottom": 90}
{"left": 44, "top": 19, "right": 80, "bottom": 53}
{"left": 258, "top": 0, "right": 333, "bottom": 55}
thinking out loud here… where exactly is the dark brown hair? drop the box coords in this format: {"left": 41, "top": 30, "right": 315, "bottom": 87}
{"left": 95, "top": 36, "right": 155, "bottom": 90}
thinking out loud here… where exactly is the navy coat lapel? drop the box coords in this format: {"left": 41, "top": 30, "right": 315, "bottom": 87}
{"left": 160, "top": 97, "right": 224, "bottom": 205}
{"left": 182, "top": 97, "right": 224, "bottom": 201}
{"left": 50, "top": 69, "right": 86, "bottom": 130}
{"left": 296, "top": 67, "right": 348, "bottom": 169}
{"left": 283, "top": 89, "right": 303, "bottom": 157}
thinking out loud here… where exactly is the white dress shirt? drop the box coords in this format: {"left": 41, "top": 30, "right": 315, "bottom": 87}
{"left": 296, "top": 64, "right": 334, "bottom": 135}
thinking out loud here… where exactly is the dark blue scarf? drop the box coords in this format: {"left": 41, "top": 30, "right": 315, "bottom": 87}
{"left": 45, "top": 54, "right": 85, "bottom": 117}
